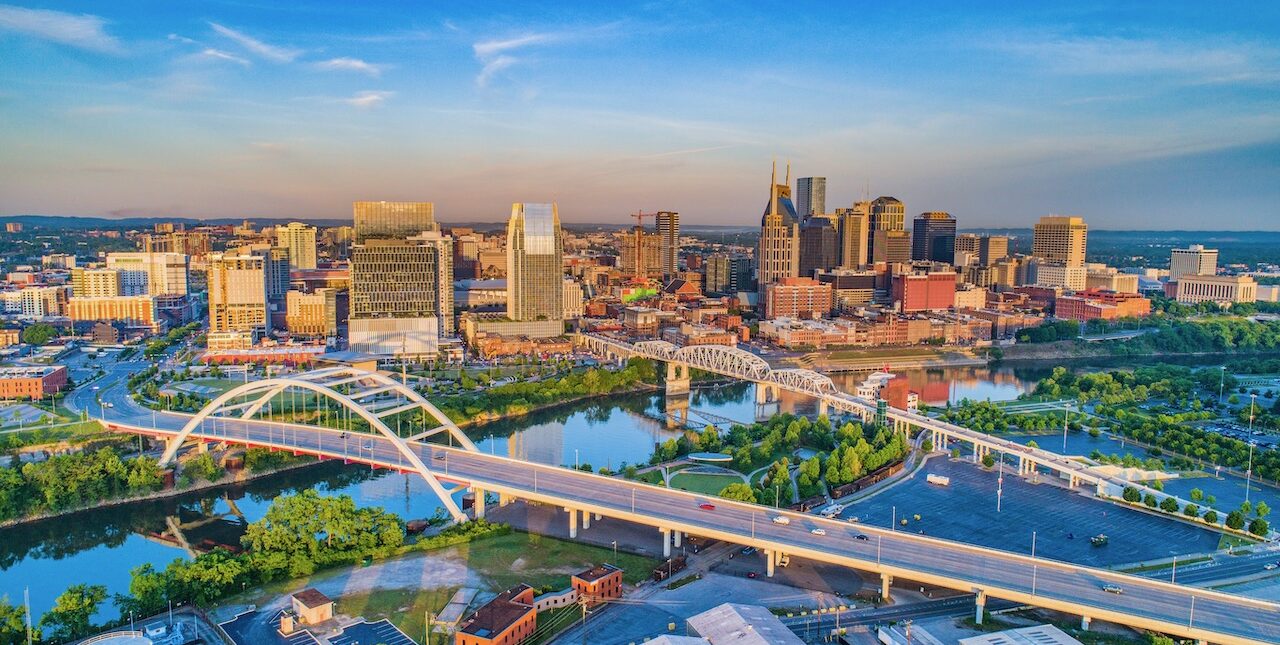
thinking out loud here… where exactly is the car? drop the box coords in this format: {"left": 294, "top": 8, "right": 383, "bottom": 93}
{"left": 104, "top": 402, "right": 114, "bottom": 408}
{"left": 433, "top": 453, "right": 445, "bottom": 460}
{"left": 746, "top": 571, "right": 757, "bottom": 579}
{"left": 1102, "top": 584, "right": 1123, "bottom": 594}
{"left": 740, "top": 546, "right": 757, "bottom": 555}
{"left": 810, "top": 528, "right": 826, "bottom": 536}
{"left": 772, "top": 516, "right": 790, "bottom": 525}
{"left": 362, "top": 441, "right": 374, "bottom": 451}
{"left": 698, "top": 503, "right": 716, "bottom": 511}
{"left": 854, "top": 534, "right": 869, "bottom": 541}
{"left": 91, "top": 385, "right": 99, "bottom": 390}
{"left": 1265, "top": 563, "right": 1278, "bottom": 571}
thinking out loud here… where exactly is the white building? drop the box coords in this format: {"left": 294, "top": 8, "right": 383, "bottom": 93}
{"left": 1169, "top": 244, "right": 1218, "bottom": 281}
{"left": 1175, "top": 274, "right": 1257, "bottom": 306}
{"left": 106, "top": 252, "right": 189, "bottom": 296}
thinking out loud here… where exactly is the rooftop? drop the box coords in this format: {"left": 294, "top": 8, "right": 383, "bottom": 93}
{"left": 686, "top": 603, "right": 803, "bottom": 645}
{"left": 291, "top": 588, "right": 332, "bottom": 609}
{"left": 573, "top": 563, "right": 622, "bottom": 583}
{"left": 458, "top": 584, "right": 534, "bottom": 637}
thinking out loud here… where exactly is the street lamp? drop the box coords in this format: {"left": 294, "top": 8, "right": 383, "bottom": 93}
{"left": 1246, "top": 440, "right": 1256, "bottom": 506}
{"left": 1062, "top": 403, "right": 1071, "bottom": 453}
{"left": 1219, "top": 367, "right": 1227, "bottom": 406}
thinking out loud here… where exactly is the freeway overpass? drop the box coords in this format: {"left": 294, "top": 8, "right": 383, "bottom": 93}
{"left": 575, "top": 333, "right": 1217, "bottom": 525}
{"left": 96, "top": 365, "right": 1280, "bottom": 644}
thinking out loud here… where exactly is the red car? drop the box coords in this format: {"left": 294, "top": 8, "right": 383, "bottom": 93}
{"left": 698, "top": 503, "right": 716, "bottom": 511}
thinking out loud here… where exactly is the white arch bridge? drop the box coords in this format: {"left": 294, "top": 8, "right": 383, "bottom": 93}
{"left": 97, "top": 361, "right": 1280, "bottom": 644}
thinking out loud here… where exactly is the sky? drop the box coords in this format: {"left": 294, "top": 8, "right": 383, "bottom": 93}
{"left": 0, "top": 2, "right": 1278, "bottom": 229}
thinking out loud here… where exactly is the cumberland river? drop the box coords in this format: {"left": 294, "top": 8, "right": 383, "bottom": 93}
{"left": 0, "top": 358, "right": 1271, "bottom": 619}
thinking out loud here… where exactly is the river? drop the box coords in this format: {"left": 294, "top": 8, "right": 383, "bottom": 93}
{"left": 0, "top": 358, "right": 1267, "bottom": 619}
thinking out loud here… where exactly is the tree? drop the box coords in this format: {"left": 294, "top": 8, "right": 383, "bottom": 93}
{"left": 1183, "top": 503, "right": 1199, "bottom": 517}
{"left": 1203, "top": 510, "right": 1219, "bottom": 524}
{"left": 20, "top": 323, "right": 57, "bottom": 346}
{"left": 1143, "top": 493, "right": 1158, "bottom": 508}
{"left": 981, "top": 453, "right": 995, "bottom": 468}
{"left": 1122, "top": 487, "right": 1141, "bottom": 503}
{"left": 717, "top": 483, "right": 757, "bottom": 503}
{"left": 0, "top": 596, "right": 30, "bottom": 643}
{"left": 1249, "top": 518, "right": 1270, "bottom": 536}
{"left": 1159, "top": 497, "right": 1179, "bottom": 513}
{"left": 1226, "top": 510, "right": 1246, "bottom": 530}
{"left": 40, "top": 584, "right": 107, "bottom": 643}
{"left": 1189, "top": 488, "right": 1203, "bottom": 502}
{"left": 1256, "top": 501, "right": 1271, "bottom": 519}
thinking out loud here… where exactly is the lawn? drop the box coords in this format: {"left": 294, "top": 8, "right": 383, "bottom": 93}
{"left": 448, "top": 531, "right": 660, "bottom": 589}
{"left": 668, "top": 471, "right": 744, "bottom": 496}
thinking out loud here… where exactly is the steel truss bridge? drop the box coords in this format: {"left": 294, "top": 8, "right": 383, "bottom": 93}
{"left": 96, "top": 363, "right": 1280, "bottom": 644}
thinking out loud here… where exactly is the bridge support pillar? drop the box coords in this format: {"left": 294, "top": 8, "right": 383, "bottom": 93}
{"left": 673, "top": 530, "right": 682, "bottom": 548}
{"left": 499, "top": 492, "right": 512, "bottom": 507}
{"left": 1018, "top": 457, "right": 1026, "bottom": 475}
{"left": 1080, "top": 616, "right": 1091, "bottom": 631}
{"left": 567, "top": 508, "right": 578, "bottom": 539}
{"left": 1095, "top": 480, "right": 1106, "bottom": 497}
{"left": 665, "top": 362, "right": 691, "bottom": 396}
{"left": 880, "top": 573, "right": 892, "bottom": 602}
{"left": 473, "top": 488, "right": 486, "bottom": 520}
{"left": 660, "top": 528, "right": 671, "bottom": 557}
{"left": 818, "top": 400, "right": 829, "bottom": 417}
{"left": 582, "top": 511, "right": 591, "bottom": 530}
{"left": 1068, "top": 475, "right": 1077, "bottom": 488}
{"left": 766, "top": 550, "right": 775, "bottom": 578}
{"left": 974, "top": 589, "right": 986, "bottom": 625}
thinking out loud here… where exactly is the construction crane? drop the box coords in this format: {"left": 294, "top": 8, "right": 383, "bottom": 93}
{"left": 630, "top": 209, "right": 658, "bottom": 228}
{"left": 626, "top": 210, "right": 661, "bottom": 279}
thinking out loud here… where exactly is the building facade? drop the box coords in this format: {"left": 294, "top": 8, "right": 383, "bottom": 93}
{"left": 655, "top": 211, "right": 680, "bottom": 278}
{"left": 835, "top": 205, "right": 869, "bottom": 268}
{"left": 757, "top": 163, "right": 801, "bottom": 297}
{"left": 867, "top": 196, "right": 905, "bottom": 262}
{"left": 1169, "top": 244, "right": 1218, "bottom": 281}
{"left": 353, "top": 201, "right": 438, "bottom": 242}
{"left": 911, "top": 212, "right": 956, "bottom": 263}
{"left": 892, "top": 271, "right": 957, "bottom": 312}
{"left": 795, "top": 176, "right": 826, "bottom": 217}
{"left": 350, "top": 232, "right": 454, "bottom": 338}
{"left": 1175, "top": 274, "right": 1257, "bottom": 305}
{"left": 275, "top": 222, "right": 318, "bottom": 270}
{"left": 207, "top": 253, "right": 270, "bottom": 342}
{"left": 763, "top": 277, "right": 833, "bottom": 320}
{"left": 507, "top": 203, "right": 564, "bottom": 322}
{"left": 1032, "top": 216, "right": 1088, "bottom": 266}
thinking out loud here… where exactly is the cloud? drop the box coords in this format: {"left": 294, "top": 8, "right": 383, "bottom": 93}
{"left": 0, "top": 4, "right": 121, "bottom": 53}
{"left": 167, "top": 33, "right": 198, "bottom": 45}
{"left": 316, "top": 57, "right": 383, "bottom": 77}
{"left": 209, "top": 21, "right": 300, "bottom": 62}
{"left": 342, "top": 90, "right": 394, "bottom": 109}
{"left": 992, "top": 33, "right": 1279, "bottom": 84}
{"left": 472, "top": 32, "right": 560, "bottom": 87}
{"left": 199, "top": 48, "right": 250, "bottom": 66}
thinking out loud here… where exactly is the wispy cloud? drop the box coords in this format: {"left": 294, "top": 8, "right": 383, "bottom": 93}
{"left": 342, "top": 90, "right": 394, "bottom": 109}
{"left": 472, "top": 32, "right": 559, "bottom": 87}
{"left": 209, "top": 22, "right": 300, "bottom": 62}
{"left": 992, "top": 33, "right": 1280, "bottom": 84}
{"left": 167, "top": 33, "right": 198, "bottom": 46}
{"left": 316, "top": 57, "right": 383, "bottom": 77}
{"left": 199, "top": 48, "right": 250, "bottom": 66}
{"left": 0, "top": 4, "right": 121, "bottom": 53}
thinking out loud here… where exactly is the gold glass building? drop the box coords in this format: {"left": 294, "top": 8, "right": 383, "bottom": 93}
{"left": 506, "top": 203, "right": 564, "bottom": 322}
{"left": 353, "top": 201, "right": 438, "bottom": 242}
{"left": 1032, "top": 215, "right": 1088, "bottom": 267}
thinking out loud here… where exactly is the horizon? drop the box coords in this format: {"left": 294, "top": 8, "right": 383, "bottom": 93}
{"left": 1, "top": 2, "right": 1278, "bottom": 228}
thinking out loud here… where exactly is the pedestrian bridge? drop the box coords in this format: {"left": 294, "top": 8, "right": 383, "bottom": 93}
{"left": 94, "top": 362, "right": 1280, "bottom": 644}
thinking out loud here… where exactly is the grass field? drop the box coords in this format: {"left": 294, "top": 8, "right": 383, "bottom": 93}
{"left": 668, "top": 471, "right": 743, "bottom": 496}
{"left": 449, "top": 531, "right": 660, "bottom": 589}
{"left": 338, "top": 587, "right": 458, "bottom": 645}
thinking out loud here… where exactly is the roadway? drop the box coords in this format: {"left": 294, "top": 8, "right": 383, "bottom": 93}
{"left": 99, "top": 406, "right": 1280, "bottom": 645}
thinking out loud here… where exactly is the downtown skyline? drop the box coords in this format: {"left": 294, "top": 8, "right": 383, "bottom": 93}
{"left": 1, "top": 2, "right": 1279, "bottom": 229}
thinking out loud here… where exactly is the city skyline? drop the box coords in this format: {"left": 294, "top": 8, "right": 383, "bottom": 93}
{"left": 1, "top": 2, "right": 1278, "bottom": 229}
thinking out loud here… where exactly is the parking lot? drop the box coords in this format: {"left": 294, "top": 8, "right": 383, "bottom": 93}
{"left": 837, "top": 457, "right": 1222, "bottom": 567}
{"left": 329, "top": 620, "right": 415, "bottom": 645}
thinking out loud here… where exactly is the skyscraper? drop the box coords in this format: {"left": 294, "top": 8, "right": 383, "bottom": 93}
{"left": 799, "top": 216, "right": 838, "bottom": 277}
{"left": 757, "top": 163, "right": 801, "bottom": 296}
{"left": 353, "top": 201, "right": 438, "bottom": 242}
{"left": 275, "top": 222, "right": 318, "bottom": 269}
{"left": 911, "top": 212, "right": 956, "bottom": 263}
{"left": 867, "top": 196, "right": 906, "bottom": 263}
{"left": 207, "top": 253, "right": 270, "bottom": 342}
{"left": 507, "top": 203, "right": 564, "bottom": 322}
{"left": 350, "top": 231, "right": 454, "bottom": 336}
{"left": 796, "top": 177, "right": 826, "bottom": 217}
{"left": 1170, "top": 245, "right": 1218, "bottom": 281}
{"left": 655, "top": 211, "right": 680, "bottom": 277}
{"left": 621, "top": 228, "right": 662, "bottom": 279}
{"left": 835, "top": 203, "right": 869, "bottom": 268}
{"left": 1032, "top": 216, "right": 1088, "bottom": 266}
{"left": 705, "top": 253, "right": 753, "bottom": 295}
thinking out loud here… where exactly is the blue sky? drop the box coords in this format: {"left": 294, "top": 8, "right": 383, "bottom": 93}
{"left": 1, "top": 2, "right": 1278, "bottom": 228}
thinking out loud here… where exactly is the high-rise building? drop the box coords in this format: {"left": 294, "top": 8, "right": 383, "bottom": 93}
{"left": 799, "top": 216, "right": 839, "bottom": 277}
{"left": 350, "top": 231, "right": 454, "bottom": 336}
{"left": 207, "top": 253, "right": 270, "bottom": 342}
{"left": 705, "top": 253, "right": 753, "bottom": 295}
{"left": 872, "top": 230, "right": 912, "bottom": 265}
{"left": 655, "top": 211, "right": 680, "bottom": 277}
{"left": 140, "top": 231, "right": 211, "bottom": 258}
{"left": 70, "top": 268, "right": 121, "bottom": 298}
{"left": 911, "top": 212, "right": 956, "bottom": 263}
{"left": 892, "top": 270, "right": 957, "bottom": 312}
{"left": 955, "top": 234, "right": 1009, "bottom": 267}
{"left": 106, "top": 252, "right": 190, "bottom": 296}
{"left": 275, "top": 222, "right": 318, "bottom": 270}
{"left": 285, "top": 288, "right": 339, "bottom": 338}
{"left": 1032, "top": 216, "right": 1088, "bottom": 266}
{"left": 867, "top": 196, "right": 906, "bottom": 263}
{"left": 507, "top": 203, "right": 564, "bottom": 322}
{"left": 835, "top": 204, "right": 869, "bottom": 268}
{"left": 796, "top": 177, "right": 826, "bottom": 217}
{"left": 621, "top": 229, "right": 662, "bottom": 279}
{"left": 1169, "top": 245, "right": 1218, "bottom": 281}
{"left": 757, "top": 163, "right": 801, "bottom": 296}
{"left": 353, "top": 201, "right": 438, "bottom": 242}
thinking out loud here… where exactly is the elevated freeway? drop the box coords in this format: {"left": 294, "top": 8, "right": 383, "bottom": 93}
{"left": 95, "top": 365, "right": 1280, "bottom": 644}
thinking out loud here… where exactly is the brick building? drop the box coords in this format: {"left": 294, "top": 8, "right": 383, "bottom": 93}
{"left": 456, "top": 584, "right": 537, "bottom": 645}
{"left": 891, "top": 271, "right": 956, "bottom": 312}
{"left": 763, "top": 277, "right": 833, "bottom": 320}
{"left": 0, "top": 365, "right": 68, "bottom": 399}
{"left": 572, "top": 564, "right": 623, "bottom": 608}
{"left": 1055, "top": 289, "right": 1151, "bottom": 321}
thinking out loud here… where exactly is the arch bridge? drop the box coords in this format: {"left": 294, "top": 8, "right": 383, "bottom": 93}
{"left": 156, "top": 366, "right": 478, "bottom": 521}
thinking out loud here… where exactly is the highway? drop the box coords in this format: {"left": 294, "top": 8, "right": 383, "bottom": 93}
{"left": 98, "top": 401, "right": 1280, "bottom": 645}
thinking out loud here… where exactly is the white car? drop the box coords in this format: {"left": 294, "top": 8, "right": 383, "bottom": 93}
{"left": 772, "top": 516, "right": 790, "bottom": 525}
{"left": 1264, "top": 563, "right": 1278, "bottom": 571}
{"left": 810, "top": 528, "right": 826, "bottom": 536}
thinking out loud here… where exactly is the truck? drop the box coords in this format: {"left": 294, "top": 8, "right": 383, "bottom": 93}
{"left": 652, "top": 556, "right": 688, "bottom": 581}
{"left": 926, "top": 473, "right": 951, "bottom": 486}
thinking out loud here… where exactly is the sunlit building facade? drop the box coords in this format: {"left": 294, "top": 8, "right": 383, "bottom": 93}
{"left": 506, "top": 202, "right": 564, "bottom": 323}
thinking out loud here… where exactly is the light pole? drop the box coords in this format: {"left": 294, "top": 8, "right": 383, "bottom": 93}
{"left": 575, "top": 448, "right": 580, "bottom": 470}
{"left": 1062, "top": 403, "right": 1071, "bottom": 453}
{"left": 1030, "top": 531, "right": 1037, "bottom": 595}
{"left": 1219, "top": 367, "right": 1227, "bottom": 406}
{"left": 997, "top": 451, "right": 1005, "bottom": 513}
{"left": 1246, "top": 440, "right": 1256, "bottom": 506}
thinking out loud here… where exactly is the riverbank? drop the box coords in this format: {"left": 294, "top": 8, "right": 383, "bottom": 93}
{"left": 997, "top": 342, "right": 1280, "bottom": 364}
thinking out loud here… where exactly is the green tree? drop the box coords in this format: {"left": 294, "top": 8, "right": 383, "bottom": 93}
{"left": 1144, "top": 493, "right": 1158, "bottom": 508}
{"left": 1189, "top": 488, "right": 1203, "bottom": 502}
{"left": 981, "top": 453, "right": 995, "bottom": 468}
{"left": 1159, "top": 497, "right": 1179, "bottom": 513}
{"left": 1226, "top": 510, "right": 1247, "bottom": 530}
{"left": 1183, "top": 503, "right": 1199, "bottom": 517}
{"left": 1203, "top": 510, "right": 1219, "bottom": 524}
{"left": 1249, "top": 518, "right": 1269, "bottom": 536}
{"left": 0, "top": 596, "right": 30, "bottom": 643}
{"left": 717, "top": 483, "right": 757, "bottom": 503}
{"left": 40, "top": 584, "right": 106, "bottom": 643}
{"left": 20, "top": 323, "right": 57, "bottom": 346}
{"left": 1256, "top": 501, "right": 1271, "bottom": 518}
{"left": 1122, "top": 487, "right": 1141, "bottom": 503}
